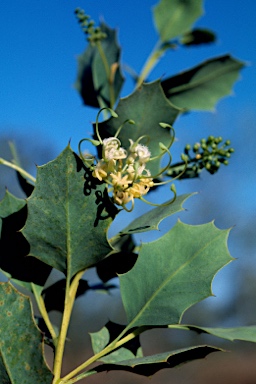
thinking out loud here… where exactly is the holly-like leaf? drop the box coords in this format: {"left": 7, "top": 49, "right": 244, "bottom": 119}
{"left": 0, "top": 282, "right": 53, "bottom": 384}
{"left": 161, "top": 55, "right": 245, "bottom": 111}
{"left": 92, "top": 345, "right": 222, "bottom": 376}
{"left": 22, "top": 145, "right": 118, "bottom": 280}
{"left": 96, "top": 81, "right": 180, "bottom": 175}
{"left": 171, "top": 324, "right": 256, "bottom": 343}
{"left": 153, "top": 0, "right": 204, "bottom": 42}
{"left": 0, "top": 191, "right": 51, "bottom": 288}
{"left": 120, "top": 221, "right": 232, "bottom": 329}
{"left": 90, "top": 321, "right": 142, "bottom": 364}
{"left": 75, "top": 23, "right": 124, "bottom": 108}
{"left": 118, "top": 193, "right": 194, "bottom": 235}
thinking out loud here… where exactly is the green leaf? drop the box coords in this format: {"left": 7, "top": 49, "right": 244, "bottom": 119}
{"left": 92, "top": 345, "right": 222, "bottom": 376}
{"left": 120, "top": 221, "right": 232, "bottom": 328}
{"left": 171, "top": 324, "right": 256, "bottom": 343}
{"left": 153, "top": 0, "right": 204, "bottom": 42}
{"left": 161, "top": 55, "right": 245, "bottom": 111}
{"left": 96, "top": 81, "right": 180, "bottom": 175}
{"left": 0, "top": 190, "right": 26, "bottom": 220}
{"left": 0, "top": 192, "right": 51, "bottom": 288}
{"left": 0, "top": 282, "right": 53, "bottom": 384}
{"left": 118, "top": 193, "right": 195, "bottom": 235}
{"left": 75, "top": 23, "right": 124, "bottom": 108}
{"left": 181, "top": 28, "right": 216, "bottom": 46}
{"left": 90, "top": 321, "right": 142, "bottom": 364}
{"left": 22, "top": 145, "right": 118, "bottom": 280}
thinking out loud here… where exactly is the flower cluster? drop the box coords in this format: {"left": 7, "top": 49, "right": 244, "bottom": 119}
{"left": 92, "top": 137, "right": 154, "bottom": 211}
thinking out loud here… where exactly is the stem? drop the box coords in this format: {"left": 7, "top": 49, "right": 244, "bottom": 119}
{"left": 0, "top": 158, "right": 36, "bottom": 183}
{"left": 32, "top": 284, "right": 57, "bottom": 345}
{"left": 136, "top": 40, "right": 164, "bottom": 88}
{"left": 61, "top": 325, "right": 149, "bottom": 383}
{"left": 96, "top": 41, "right": 115, "bottom": 108}
{"left": 52, "top": 270, "right": 86, "bottom": 383}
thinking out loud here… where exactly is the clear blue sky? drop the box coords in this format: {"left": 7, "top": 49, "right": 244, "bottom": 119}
{"left": 0, "top": 0, "right": 256, "bottom": 319}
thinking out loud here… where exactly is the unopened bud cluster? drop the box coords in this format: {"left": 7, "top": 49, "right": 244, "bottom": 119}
{"left": 184, "top": 135, "right": 234, "bottom": 175}
{"left": 75, "top": 8, "right": 107, "bottom": 44}
{"left": 92, "top": 137, "right": 154, "bottom": 210}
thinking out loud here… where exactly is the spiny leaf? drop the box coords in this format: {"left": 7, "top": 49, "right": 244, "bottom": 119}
{"left": 171, "top": 324, "right": 256, "bottom": 343}
{"left": 120, "top": 221, "right": 233, "bottom": 328}
{"left": 75, "top": 23, "right": 124, "bottom": 108}
{"left": 0, "top": 190, "right": 26, "bottom": 219}
{"left": 118, "top": 193, "right": 195, "bottom": 235}
{"left": 22, "top": 145, "right": 118, "bottom": 280}
{"left": 90, "top": 321, "right": 142, "bottom": 364}
{"left": 0, "top": 282, "right": 53, "bottom": 384}
{"left": 92, "top": 345, "right": 222, "bottom": 376}
{"left": 161, "top": 55, "right": 245, "bottom": 111}
{"left": 153, "top": 0, "right": 204, "bottom": 42}
{"left": 96, "top": 81, "right": 180, "bottom": 175}
{"left": 0, "top": 191, "right": 51, "bottom": 288}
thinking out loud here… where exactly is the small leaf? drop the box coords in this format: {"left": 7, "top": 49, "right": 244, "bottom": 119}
{"left": 75, "top": 23, "right": 124, "bottom": 108}
{"left": 161, "top": 55, "right": 245, "bottom": 111}
{"left": 153, "top": 0, "right": 204, "bottom": 42}
{"left": 173, "top": 324, "right": 256, "bottom": 343}
{"left": 22, "top": 145, "right": 118, "bottom": 280}
{"left": 181, "top": 28, "right": 216, "bottom": 46}
{"left": 0, "top": 191, "right": 51, "bottom": 288}
{"left": 90, "top": 321, "right": 142, "bottom": 364}
{"left": 118, "top": 193, "right": 194, "bottom": 235}
{"left": 0, "top": 282, "right": 53, "bottom": 384}
{"left": 96, "top": 81, "right": 180, "bottom": 175}
{"left": 92, "top": 345, "right": 222, "bottom": 376}
{"left": 120, "top": 221, "right": 233, "bottom": 329}
{"left": 0, "top": 190, "right": 26, "bottom": 218}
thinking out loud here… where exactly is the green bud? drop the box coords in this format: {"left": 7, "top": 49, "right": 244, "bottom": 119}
{"left": 225, "top": 140, "right": 231, "bottom": 146}
{"left": 181, "top": 153, "right": 188, "bottom": 162}
{"left": 159, "top": 122, "right": 172, "bottom": 129}
{"left": 223, "top": 160, "right": 229, "bottom": 165}
{"left": 205, "top": 162, "right": 211, "bottom": 170}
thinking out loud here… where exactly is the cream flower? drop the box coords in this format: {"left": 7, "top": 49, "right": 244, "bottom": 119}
{"left": 110, "top": 172, "right": 132, "bottom": 189}
{"left": 113, "top": 190, "right": 133, "bottom": 206}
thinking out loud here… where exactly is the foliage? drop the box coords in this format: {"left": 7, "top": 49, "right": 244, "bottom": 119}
{"left": 0, "top": 1, "right": 253, "bottom": 384}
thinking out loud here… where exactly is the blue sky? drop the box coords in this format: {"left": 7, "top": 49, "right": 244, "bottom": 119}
{"left": 1, "top": 0, "right": 256, "bottom": 320}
